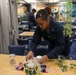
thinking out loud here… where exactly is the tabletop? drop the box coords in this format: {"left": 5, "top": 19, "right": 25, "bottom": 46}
{"left": 19, "top": 31, "right": 34, "bottom": 37}
{"left": 0, "top": 54, "right": 76, "bottom": 75}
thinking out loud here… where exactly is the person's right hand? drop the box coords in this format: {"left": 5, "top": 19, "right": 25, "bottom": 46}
{"left": 25, "top": 51, "right": 34, "bottom": 61}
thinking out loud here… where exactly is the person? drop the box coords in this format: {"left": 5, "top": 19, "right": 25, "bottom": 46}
{"left": 44, "top": 6, "right": 55, "bottom": 20}
{"left": 26, "top": 9, "right": 70, "bottom": 64}
{"left": 44, "top": 6, "right": 51, "bottom": 16}
{"left": 24, "top": 10, "right": 29, "bottom": 21}
{"left": 28, "top": 8, "right": 37, "bottom": 29}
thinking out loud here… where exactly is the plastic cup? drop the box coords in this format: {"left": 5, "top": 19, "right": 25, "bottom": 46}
{"left": 9, "top": 54, "right": 16, "bottom": 65}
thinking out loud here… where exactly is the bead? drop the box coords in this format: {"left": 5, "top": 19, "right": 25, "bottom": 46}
{"left": 41, "top": 68, "right": 46, "bottom": 72}
{"left": 40, "top": 65, "right": 46, "bottom": 68}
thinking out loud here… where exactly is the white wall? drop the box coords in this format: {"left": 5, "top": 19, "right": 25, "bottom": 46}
{"left": 30, "top": 3, "right": 36, "bottom": 10}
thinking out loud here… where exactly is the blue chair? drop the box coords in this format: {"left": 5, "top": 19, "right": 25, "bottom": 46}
{"left": 18, "top": 27, "right": 23, "bottom": 34}
{"left": 17, "top": 38, "right": 29, "bottom": 50}
{"left": 21, "top": 21, "right": 29, "bottom": 25}
{"left": 8, "top": 45, "right": 25, "bottom": 55}
{"left": 69, "top": 41, "right": 76, "bottom": 60}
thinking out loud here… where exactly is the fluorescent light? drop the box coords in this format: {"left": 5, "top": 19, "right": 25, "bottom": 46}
{"left": 49, "top": 0, "right": 60, "bottom": 2}
{"left": 24, "top": 0, "right": 60, "bottom": 3}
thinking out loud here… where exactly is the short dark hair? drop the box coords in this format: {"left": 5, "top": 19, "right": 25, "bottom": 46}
{"left": 36, "top": 9, "right": 50, "bottom": 20}
{"left": 32, "top": 9, "right": 36, "bottom": 12}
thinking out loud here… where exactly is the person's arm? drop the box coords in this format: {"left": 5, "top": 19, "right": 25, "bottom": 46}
{"left": 47, "top": 23, "right": 65, "bottom": 59}
{"left": 26, "top": 26, "right": 42, "bottom": 61}
{"left": 29, "top": 26, "right": 42, "bottom": 55}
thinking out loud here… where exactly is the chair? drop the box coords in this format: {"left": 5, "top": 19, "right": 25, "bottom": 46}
{"left": 8, "top": 45, "right": 25, "bottom": 56}
{"left": 18, "top": 27, "right": 23, "bottom": 34}
{"left": 21, "top": 21, "right": 29, "bottom": 25}
{"left": 30, "top": 26, "right": 36, "bottom": 32}
{"left": 21, "top": 21, "right": 30, "bottom": 31}
{"left": 17, "top": 38, "right": 29, "bottom": 50}
{"left": 69, "top": 41, "right": 76, "bottom": 60}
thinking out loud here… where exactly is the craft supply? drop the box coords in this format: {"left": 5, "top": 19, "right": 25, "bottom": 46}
{"left": 41, "top": 68, "right": 46, "bottom": 72}
{"left": 15, "top": 62, "right": 24, "bottom": 71}
{"left": 9, "top": 54, "right": 16, "bottom": 65}
{"left": 36, "top": 55, "right": 42, "bottom": 62}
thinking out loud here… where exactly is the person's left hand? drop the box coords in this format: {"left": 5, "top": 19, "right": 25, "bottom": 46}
{"left": 39, "top": 55, "right": 49, "bottom": 64}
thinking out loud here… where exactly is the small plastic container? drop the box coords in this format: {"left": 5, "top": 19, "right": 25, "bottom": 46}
{"left": 36, "top": 55, "right": 42, "bottom": 61}
{"left": 9, "top": 54, "right": 16, "bottom": 65}
{"left": 24, "top": 58, "right": 38, "bottom": 75}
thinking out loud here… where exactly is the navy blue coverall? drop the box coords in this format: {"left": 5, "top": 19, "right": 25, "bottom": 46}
{"left": 29, "top": 19, "right": 70, "bottom": 59}
{"left": 28, "top": 13, "right": 37, "bottom": 28}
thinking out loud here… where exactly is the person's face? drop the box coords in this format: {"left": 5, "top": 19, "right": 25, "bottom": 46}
{"left": 36, "top": 18, "right": 50, "bottom": 30}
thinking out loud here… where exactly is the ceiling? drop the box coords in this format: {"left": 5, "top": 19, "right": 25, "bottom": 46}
{"left": 24, "top": 0, "right": 60, "bottom": 3}
{"left": 17, "top": 0, "right": 76, "bottom": 4}
{"left": 61, "top": 0, "right": 76, "bottom": 1}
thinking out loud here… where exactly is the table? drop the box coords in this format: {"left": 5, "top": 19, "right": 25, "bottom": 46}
{"left": 0, "top": 54, "right": 25, "bottom": 75}
{"left": 19, "top": 31, "right": 34, "bottom": 37}
{"left": 0, "top": 54, "right": 76, "bottom": 75}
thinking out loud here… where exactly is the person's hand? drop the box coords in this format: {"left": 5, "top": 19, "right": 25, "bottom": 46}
{"left": 26, "top": 51, "right": 34, "bottom": 61}
{"left": 39, "top": 55, "right": 49, "bottom": 64}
